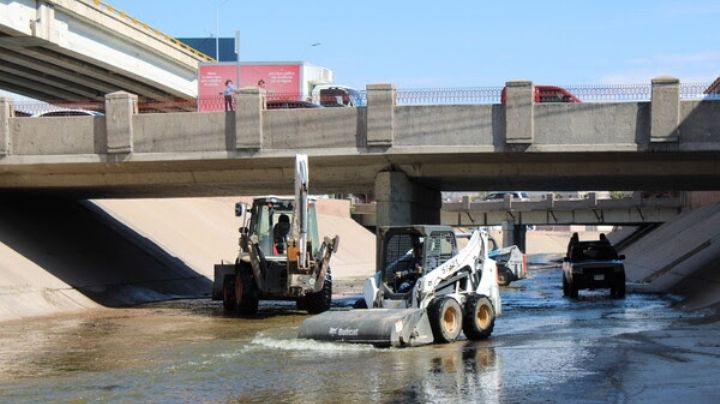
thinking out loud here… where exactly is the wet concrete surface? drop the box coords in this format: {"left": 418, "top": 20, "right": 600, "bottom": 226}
{"left": 1, "top": 264, "right": 719, "bottom": 403}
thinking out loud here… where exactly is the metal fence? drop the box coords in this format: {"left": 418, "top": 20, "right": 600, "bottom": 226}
{"left": 396, "top": 87, "right": 501, "bottom": 106}
{"left": 8, "top": 82, "right": 718, "bottom": 115}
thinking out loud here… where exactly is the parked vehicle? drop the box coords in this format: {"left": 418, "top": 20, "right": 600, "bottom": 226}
{"left": 501, "top": 85, "right": 581, "bottom": 104}
{"left": 490, "top": 244, "right": 528, "bottom": 286}
{"left": 310, "top": 84, "right": 364, "bottom": 107}
{"left": 32, "top": 109, "right": 103, "bottom": 117}
{"left": 464, "top": 232, "right": 528, "bottom": 286}
{"left": 482, "top": 191, "right": 529, "bottom": 201}
{"left": 298, "top": 226, "right": 502, "bottom": 347}
{"left": 266, "top": 100, "right": 322, "bottom": 109}
{"left": 562, "top": 233, "right": 625, "bottom": 299}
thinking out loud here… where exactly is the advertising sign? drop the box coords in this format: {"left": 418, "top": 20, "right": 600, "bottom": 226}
{"left": 198, "top": 63, "right": 302, "bottom": 111}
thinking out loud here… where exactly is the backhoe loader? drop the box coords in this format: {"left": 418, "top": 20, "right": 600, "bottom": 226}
{"left": 212, "top": 155, "right": 339, "bottom": 314}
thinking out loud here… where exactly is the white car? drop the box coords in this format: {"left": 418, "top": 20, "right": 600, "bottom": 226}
{"left": 482, "top": 191, "right": 529, "bottom": 201}
{"left": 31, "top": 109, "right": 104, "bottom": 117}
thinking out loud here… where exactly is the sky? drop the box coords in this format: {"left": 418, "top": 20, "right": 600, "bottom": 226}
{"left": 103, "top": 0, "right": 720, "bottom": 89}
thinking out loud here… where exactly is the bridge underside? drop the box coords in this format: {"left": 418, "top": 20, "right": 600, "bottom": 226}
{"left": 0, "top": 151, "right": 718, "bottom": 198}
{"left": 0, "top": 37, "right": 187, "bottom": 105}
{"left": 0, "top": 0, "right": 203, "bottom": 108}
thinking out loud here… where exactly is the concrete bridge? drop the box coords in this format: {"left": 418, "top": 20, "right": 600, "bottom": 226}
{"left": 1, "top": 77, "right": 718, "bottom": 227}
{"left": 352, "top": 192, "right": 684, "bottom": 228}
{"left": 0, "top": 0, "right": 210, "bottom": 103}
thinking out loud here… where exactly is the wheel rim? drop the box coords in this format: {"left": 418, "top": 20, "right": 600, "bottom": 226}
{"left": 476, "top": 303, "right": 491, "bottom": 329}
{"left": 443, "top": 305, "right": 459, "bottom": 335}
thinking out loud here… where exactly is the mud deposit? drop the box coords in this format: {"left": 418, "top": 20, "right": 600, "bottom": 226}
{"left": 1, "top": 266, "right": 718, "bottom": 402}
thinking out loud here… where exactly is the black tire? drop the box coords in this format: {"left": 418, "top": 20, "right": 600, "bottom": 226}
{"left": 611, "top": 275, "right": 626, "bottom": 299}
{"left": 222, "top": 275, "right": 236, "bottom": 312}
{"left": 353, "top": 299, "right": 368, "bottom": 309}
{"left": 562, "top": 274, "right": 569, "bottom": 296}
{"left": 303, "top": 275, "right": 332, "bottom": 314}
{"left": 428, "top": 296, "right": 463, "bottom": 343}
{"left": 235, "top": 267, "right": 259, "bottom": 315}
{"left": 570, "top": 280, "right": 579, "bottom": 299}
{"left": 462, "top": 295, "right": 495, "bottom": 340}
{"left": 497, "top": 267, "right": 511, "bottom": 287}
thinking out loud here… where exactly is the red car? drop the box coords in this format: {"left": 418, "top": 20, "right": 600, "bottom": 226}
{"left": 501, "top": 85, "right": 581, "bottom": 104}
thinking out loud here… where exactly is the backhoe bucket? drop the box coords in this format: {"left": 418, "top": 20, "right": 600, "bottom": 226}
{"left": 297, "top": 308, "right": 434, "bottom": 348}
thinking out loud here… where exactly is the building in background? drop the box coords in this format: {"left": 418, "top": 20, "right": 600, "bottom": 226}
{"left": 178, "top": 37, "right": 236, "bottom": 62}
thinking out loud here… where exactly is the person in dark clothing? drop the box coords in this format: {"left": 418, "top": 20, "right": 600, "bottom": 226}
{"left": 273, "top": 214, "right": 291, "bottom": 254}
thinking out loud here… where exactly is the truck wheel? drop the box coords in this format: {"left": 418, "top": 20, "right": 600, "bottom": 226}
{"left": 222, "top": 275, "right": 236, "bottom": 312}
{"left": 303, "top": 276, "right": 332, "bottom": 314}
{"left": 570, "top": 280, "right": 579, "bottom": 299}
{"left": 428, "top": 296, "right": 463, "bottom": 343}
{"left": 562, "top": 275, "right": 569, "bottom": 296}
{"left": 235, "top": 269, "right": 258, "bottom": 315}
{"left": 462, "top": 295, "right": 495, "bottom": 340}
{"left": 611, "top": 279, "right": 626, "bottom": 299}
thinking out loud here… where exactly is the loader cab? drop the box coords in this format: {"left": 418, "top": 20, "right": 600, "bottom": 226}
{"left": 247, "top": 197, "right": 320, "bottom": 258}
{"left": 379, "top": 226, "right": 458, "bottom": 294}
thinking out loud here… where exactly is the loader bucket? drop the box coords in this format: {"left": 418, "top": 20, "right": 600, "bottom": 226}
{"left": 297, "top": 308, "right": 434, "bottom": 348}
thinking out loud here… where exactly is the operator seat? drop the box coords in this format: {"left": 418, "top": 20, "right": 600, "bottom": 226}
{"left": 273, "top": 214, "right": 291, "bottom": 254}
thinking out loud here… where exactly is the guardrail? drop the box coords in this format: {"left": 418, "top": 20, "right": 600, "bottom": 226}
{"left": 7, "top": 82, "right": 719, "bottom": 115}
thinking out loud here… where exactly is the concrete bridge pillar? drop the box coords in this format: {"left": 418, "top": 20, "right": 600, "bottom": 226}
{"left": 374, "top": 171, "right": 441, "bottom": 227}
{"left": 0, "top": 97, "right": 11, "bottom": 156}
{"left": 235, "top": 87, "right": 265, "bottom": 149}
{"left": 502, "top": 221, "right": 527, "bottom": 252}
{"left": 366, "top": 83, "right": 396, "bottom": 147}
{"left": 105, "top": 92, "right": 137, "bottom": 154}
{"left": 650, "top": 76, "right": 680, "bottom": 143}
{"left": 504, "top": 80, "right": 534, "bottom": 144}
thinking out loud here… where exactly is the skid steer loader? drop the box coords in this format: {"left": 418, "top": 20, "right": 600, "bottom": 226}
{"left": 211, "top": 155, "right": 340, "bottom": 315}
{"left": 298, "top": 225, "right": 501, "bottom": 347}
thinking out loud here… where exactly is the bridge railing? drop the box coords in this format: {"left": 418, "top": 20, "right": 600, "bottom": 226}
{"left": 7, "top": 81, "right": 718, "bottom": 116}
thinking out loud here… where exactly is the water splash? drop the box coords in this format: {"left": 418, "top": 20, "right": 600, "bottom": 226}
{"left": 249, "top": 333, "right": 377, "bottom": 353}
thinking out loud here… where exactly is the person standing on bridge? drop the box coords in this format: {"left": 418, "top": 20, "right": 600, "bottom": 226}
{"left": 223, "top": 79, "right": 235, "bottom": 112}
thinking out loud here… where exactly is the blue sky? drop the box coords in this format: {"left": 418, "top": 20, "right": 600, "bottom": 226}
{"left": 106, "top": 0, "right": 720, "bottom": 89}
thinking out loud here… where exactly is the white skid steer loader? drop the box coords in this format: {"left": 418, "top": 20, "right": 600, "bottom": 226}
{"left": 298, "top": 225, "right": 501, "bottom": 347}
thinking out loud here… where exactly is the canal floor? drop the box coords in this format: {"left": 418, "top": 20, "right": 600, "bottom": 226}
{"left": 1, "top": 265, "right": 718, "bottom": 403}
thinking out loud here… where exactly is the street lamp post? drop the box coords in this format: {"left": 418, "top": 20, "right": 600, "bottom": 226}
{"left": 216, "top": 0, "right": 231, "bottom": 61}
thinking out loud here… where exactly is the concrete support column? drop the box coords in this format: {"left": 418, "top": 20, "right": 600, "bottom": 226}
{"left": 501, "top": 222, "right": 526, "bottom": 251}
{"left": 235, "top": 87, "right": 265, "bottom": 149}
{"left": 513, "top": 225, "right": 527, "bottom": 253}
{"left": 504, "top": 80, "right": 534, "bottom": 144}
{"left": 105, "top": 91, "right": 137, "bottom": 154}
{"left": 650, "top": 76, "right": 680, "bottom": 143}
{"left": 0, "top": 97, "right": 11, "bottom": 156}
{"left": 374, "top": 171, "right": 441, "bottom": 227}
{"left": 366, "top": 83, "right": 396, "bottom": 147}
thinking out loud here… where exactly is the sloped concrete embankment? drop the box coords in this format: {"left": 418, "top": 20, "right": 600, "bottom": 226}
{"left": 620, "top": 203, "right": 720, "bottom": 310}
{"left": 0, "top": 197, "right": 210, "bottom": 323}
{"left": 94, "top": 198, "right": 377, "bottom": 282}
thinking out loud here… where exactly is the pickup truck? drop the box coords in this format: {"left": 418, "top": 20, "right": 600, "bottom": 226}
{"left": 562, "top": 233, "right": 625, "bottom": 299}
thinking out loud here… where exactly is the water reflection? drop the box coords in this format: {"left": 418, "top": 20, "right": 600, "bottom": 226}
{"left": 0, "top": 266, "right": 693, "bottom": 402}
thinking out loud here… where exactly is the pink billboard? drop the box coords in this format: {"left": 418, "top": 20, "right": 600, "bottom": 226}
{"left": 198, "top": 63, "right": 302, "bottom": 111}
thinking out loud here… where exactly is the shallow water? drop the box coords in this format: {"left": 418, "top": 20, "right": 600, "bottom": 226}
{"left": 0, "top": 266, "right": 699, "bottom": 402}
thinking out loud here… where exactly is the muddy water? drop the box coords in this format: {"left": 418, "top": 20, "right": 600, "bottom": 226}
{"left": 0, "top": 265, "right": 697, "bottom": 402}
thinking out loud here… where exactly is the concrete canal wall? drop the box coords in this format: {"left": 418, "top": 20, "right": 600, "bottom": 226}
{"left": 620, "top": 203, "right": 720, "bottom": 310}
{"left": 0, "top": 196, "right": 718, "bottom": 323}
